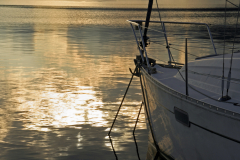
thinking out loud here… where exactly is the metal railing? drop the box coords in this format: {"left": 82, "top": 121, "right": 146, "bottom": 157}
{"left": 127, "top": 20, "right": 218, "bottom": 67}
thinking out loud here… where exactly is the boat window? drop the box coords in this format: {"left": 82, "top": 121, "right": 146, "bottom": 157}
{"left": 174, "top": 107, "right": 190, "bottom": 127}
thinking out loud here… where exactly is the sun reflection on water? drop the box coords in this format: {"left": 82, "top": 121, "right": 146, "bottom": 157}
{"left": 18, "top": 85, "right": 106, "bottom": 131}
{"left": 0, "top": 7, "right": 149, "bottom": 159}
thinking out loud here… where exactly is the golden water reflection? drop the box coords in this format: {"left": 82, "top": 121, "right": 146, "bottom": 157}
{"left": 20, "top": 85, "right": 105, "bottom": 131}
{"left": 0, "top": 7, "right": 149, "bottom": 158}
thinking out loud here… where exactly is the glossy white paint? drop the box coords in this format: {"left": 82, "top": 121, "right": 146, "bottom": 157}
{"left": 141, "top": 64, "right": 240, "bottom": 159}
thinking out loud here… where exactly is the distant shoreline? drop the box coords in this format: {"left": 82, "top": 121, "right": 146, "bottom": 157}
{"left": 0, "top": 5, "right": 239, "bottom": 11}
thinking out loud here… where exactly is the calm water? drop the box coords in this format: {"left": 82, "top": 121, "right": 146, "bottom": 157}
{"left": 0, "top": 6, "right": 239, "bottom": 160}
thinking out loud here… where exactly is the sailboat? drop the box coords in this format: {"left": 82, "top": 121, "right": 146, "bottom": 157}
{"left": 127, "top": 0, "right": 240, "bottom": 159}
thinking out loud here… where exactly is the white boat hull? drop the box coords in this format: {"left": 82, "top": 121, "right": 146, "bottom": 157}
{"left": 141, "top": 67, "right": 240, "bottom": 160}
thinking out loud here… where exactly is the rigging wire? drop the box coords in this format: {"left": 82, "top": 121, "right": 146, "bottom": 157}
{"left": 177, "top": 68, "right": 240, "bottom": 106}
{"left": 168, "top": 45, "right": 221, "bottom": 103}
{"left": 222, "top": 0, "right": 228, "bottom": 98}
{"left": 188, "top": 69, "right": 240, "bottom": 85}
{"left": 227, "top": 0, "right": 239, "bottom": 7}
{"left": 166, "top": 39, "right": 240, "bottom": 107}
{"left": 139, "top": 0, "right": 240, "bottom": 106}
{"left": 171, "top": 55, "right": 240, "bottom": 107}
{"left": 156, "top": 0, "right": 162, "bottom": 27}
{"left": 155, "top": 0, "right": 176, "bottom": 63}
{"left": 136, "top": 22, "right": 217, "bottom": 46}
{"left": 226, "top": 0, "right": 240, "bottom": 96}
{"left": 151, "top": 41, "right": 199, "bottom": 57}
{"left": 164, "top": 3, "right": 240, "bottom": 106}
{"left": 153, "top": 1, "right": 218, "bottom": 62}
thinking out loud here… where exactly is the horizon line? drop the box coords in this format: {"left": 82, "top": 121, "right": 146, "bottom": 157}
{"left": 0, "top": 4, "right": 239, "bottom": 11}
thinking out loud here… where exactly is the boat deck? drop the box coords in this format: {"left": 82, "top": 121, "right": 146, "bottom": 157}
{"left": 150, "top": 64, "right": 240, "bottom": 114}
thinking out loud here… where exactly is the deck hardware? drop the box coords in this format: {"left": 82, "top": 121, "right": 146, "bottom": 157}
{"left": 138, "top": 24, "right": 151, "bottom": 69}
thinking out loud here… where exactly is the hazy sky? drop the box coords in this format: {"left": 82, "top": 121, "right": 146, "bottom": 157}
{"left": 0, "top": 0, "right": 235, "bottom": 8}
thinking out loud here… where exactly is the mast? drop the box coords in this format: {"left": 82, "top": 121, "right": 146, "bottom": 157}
{"left": 143, "top": 0, "right": 153, "bottom": 43}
